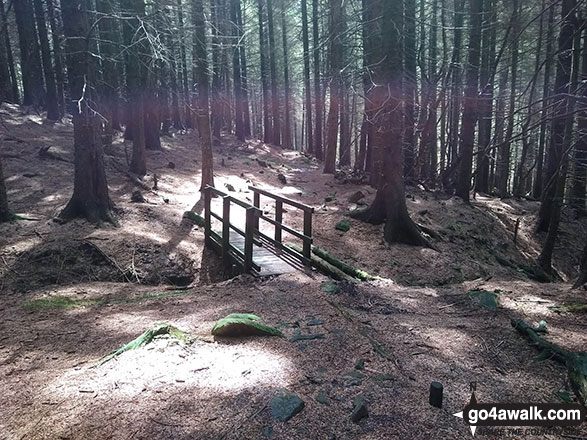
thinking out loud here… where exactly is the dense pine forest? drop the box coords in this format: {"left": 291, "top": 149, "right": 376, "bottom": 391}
{"left": 0, "top": 0, "right": 586, "bottom": 438}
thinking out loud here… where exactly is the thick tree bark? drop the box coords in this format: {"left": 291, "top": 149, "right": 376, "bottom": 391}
{"left": 59, "top": 0, "right": 114, "bottom": 225}
{"left": 122, "top": 0, "right": 147, "bottom": 176}
{"left": 571, "top": 29, "right": 587, "bottom": 216}
{"left": 476, "top": 0, "right": 495, "bottom": 194}
{"left": 33, "top": 0, "right": 59, "bottom": 120}
{"left": 533, "top": 1, "right": 555, "bottom": 199}
{"left": 312, "top": 0, "right": 323, "bottom": 160}
{"left": 0, "top": 0, "right": 11, "bottom": 102}
{"left": 455, "top": 0, "right": 483, "bottom": 202}
{"left": 14, "top": 0, "right": 45, "bottom": 107}
{"left": 353, "top": 0, "right": 429, "bottom": 247}
{"left": 0, "top": 0, "right": 18, "bottom": 103}
{"left": 193, "top": 0, "right": 214, "bottom": 190}
{"left": 323, "top": 0, "right": 343, "bottom": 174}
{"left": 301, "top": 0, "right": 313, "bottom": 154}
{"left": 236, "top": 2, "right": 251, "bottom": 137}
{"left": 231, "top": 0, "right": 245, "bottom": 142}
{"left": 403, "top": 0, "right": 417, "bottom": 181}
{"left": 45, "top": 0, "right": 65, "bottom": 115}
{"left": 574, "top": 241, "right": 587, "bottom": 288}
{"left": 537, "top": 0, "right": 576, "bottom": 232}
{"left": 267, "top": 0, "right": 281, "bottom": 146}
{"left": 258, "top": 0, "right": 272, "bottom": 143}
{"left": 281, "top": 0, "right": 292, "bottom": 149}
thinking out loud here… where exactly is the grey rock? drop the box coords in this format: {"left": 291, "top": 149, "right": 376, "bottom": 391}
{"left": 270, "top": 390, "right": 305, "bottom": 422}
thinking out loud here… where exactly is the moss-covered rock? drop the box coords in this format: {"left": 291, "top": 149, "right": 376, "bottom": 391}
{"left": 211, "top": 313, "right": 283, "bottom": 337}
{"left": 335, "top": 219, "right": 351, "bottom": 232}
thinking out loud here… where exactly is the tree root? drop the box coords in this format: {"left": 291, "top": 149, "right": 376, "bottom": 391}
{"left": 311, "top": 246, "right": 376, "bottom": 281}
{"left": 511, "top": 319, "right": 586, "bottom": 406}
{"left": 95, "top": 323, "right": 192, "bottom": 366}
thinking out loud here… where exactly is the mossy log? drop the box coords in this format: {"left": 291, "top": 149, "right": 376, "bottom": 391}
{"left": 211, "top": 313, "right": 283, "bottom": 337}
{"left": 287, "top": 244, "right": 356, "bottom": 282}
{"left": 95, "top": 323, "right": 191, "bottom": 366}
{"left": 511, "top": 319, "right": 586, "bottom": 406}
{"left": 552, "top": 304, "right": 587, "bottom": 313}
{"left": 311, "top": 246, "right": 376, "bottom": 281}
{"left": 185, "top": 211, "right": 205, "bottom": 227}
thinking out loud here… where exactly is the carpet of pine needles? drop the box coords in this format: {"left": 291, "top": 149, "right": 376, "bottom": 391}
{"left": 1, "top": 103, "right": 586, "bottom": 439}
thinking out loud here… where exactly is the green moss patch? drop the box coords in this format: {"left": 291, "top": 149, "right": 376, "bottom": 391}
{"left": 211, "top": 313, "right": 283, "bottom": 337}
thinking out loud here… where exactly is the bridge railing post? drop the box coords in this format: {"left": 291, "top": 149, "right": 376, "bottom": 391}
{"left": 222, "top": 196, "right": 231, "bottom": 266}
{"left": 244, "top": 207, "right": 255, "bottom": 273}
{"left": 253, "top": 191, "right": 260, "bottom": 232}
{"left": 204, "top": 186, "right": 212, "bottom": 246}
{"left": 303, "top": 209, "right": 312, "bottom": 265}
{"left": 275, "top": 200, "right": 283, "bottom": 246}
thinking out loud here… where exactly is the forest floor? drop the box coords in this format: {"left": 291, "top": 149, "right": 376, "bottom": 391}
{"left": 1, "top": 103, "right": 586, "bottom": 439}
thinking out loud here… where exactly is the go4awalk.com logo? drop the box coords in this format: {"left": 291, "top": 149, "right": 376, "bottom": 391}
{"left": 453, "top": 384, "right": 586, "bottom": 436}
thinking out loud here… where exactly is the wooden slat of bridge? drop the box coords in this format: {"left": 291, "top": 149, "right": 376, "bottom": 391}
{"left": 228, "top": 230, "right": 301, "bottom": 276}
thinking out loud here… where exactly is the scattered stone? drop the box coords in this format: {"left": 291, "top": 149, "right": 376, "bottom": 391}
{"left": 325, "top": 192, "right": 337, "bottom": 202}
{"left": 351, "top": 396, "right": 369, "bottom": 423}
{"left": 468, "top": 289, "right": 499, "bottom": 310}
{"left": 263, "top": 426, "right": 274, "bottom": 438}
{"left": 211, "top": 313, "right": 283, "bottom": 337}
{"left": 131, "top": 190, "right": 146, "bottom": 203}
{"left": 372, "top": 374, "right": 395, "bottom": 388}
{"left": 23, "top": 172, "right": 39, "bottom": 178}
{"left": 167, "top": 161, "right": 176, "bottom": 169}
{"left": 316, "top": 393, "right": 330, "bottom": 405}
{"left": 257, "top": 158, "right": 268, "bottom": 168}
{"left": 345, "top": 370, "right": 366, "bottom": 380}
{"left": 348, "top": 191, "right": 365, "bottom": 204}
{"left": 306, "top": 317, "right": 325, "bottom": 326}
{"left": 335, "top": 219, "right": 351, "bottom": 232}
{"left": 354, "top": 359, "right": 365, "bottom": 370}
{"left": 270, "top": 390, "right": 305, "bottom": 422}
{"left": 277, "top": 173, "right": 287, "bottom": 184}
{"left": 225, "top": 183, "right": 236, "bottom": 192}
{"left": 289, "top": 330, "right": 325, "bottom": 343}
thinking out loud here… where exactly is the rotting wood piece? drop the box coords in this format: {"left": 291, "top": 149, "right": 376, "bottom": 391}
{"left": 511, "top": 319, "right": 586, "bottom": 406}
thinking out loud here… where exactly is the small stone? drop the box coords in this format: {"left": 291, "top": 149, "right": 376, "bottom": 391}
{"left": 270, "top": 390, "right": 305, "bottom": 422}
{"left": 225, "top": 183, "right": 236, "bottom": 192}
{"left": 335, "top": 219, "right": 350, "bottom": 232}
{"left": 131, "top": 190, "right": 146, "bottom": 203}
{"left": 316, "top": 393, "right": 330, "bottom": 405}
{"left": 263, "top": 426, "right": 274, "bottom": 438}
{"left": 354, "top": 359, "right": 365, "bottom": 370}
{"left": 348, "top": 191, "right": 365, "bottom": 203}
{"left": 351, "top": 396, "right": 369, "bottom": 423}
{"left": 277, "top": 173, "right": 287, "bottom": 184}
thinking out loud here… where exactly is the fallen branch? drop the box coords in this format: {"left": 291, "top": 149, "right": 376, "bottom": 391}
{"left": 311, "top": 246, "right": 376, "bottom": 281}
{"left": 551, "top": 304, "right": 587, "bottom": 313}
{"left": 287, "top": 243, "right": 356, "bottom": 282}
{"left": 511, "top": 319, "right": 586, "bottom": 406}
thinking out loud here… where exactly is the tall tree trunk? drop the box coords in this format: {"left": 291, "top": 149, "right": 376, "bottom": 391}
{"left": 403, "top": 0, "right": 417, "bottom": 181}
{"left": 537, "top": 14, "right": 580, "bottom": 274}
{"left": 570, "top": 29, "right": 587, "bottom": 216}
{"left": 312, "top": 0, "right": 323, "bottom": 160}
{"left": 123, "top": 0, "right": 147, "bottom": 176}
{"left": 495, "top": 0, "right": 519, "bottom": 197}
{"left": 236, "top": 2, "right": 251, "bottom": 137}
{"left": 533, "top": 1, "right": 555, "bottom": 199}
{"left": 14, "top": 0, "right": 45, "bottom": 107}
{"left": 258, "top": 0, "right": 272, "bottom": 143}
{"left": 537, "top": 0, "right": 576, "bottom": 232}
{"left": 353, "top": 0, "right": 429, "bottom": 247}
{"left": 193, "top": 0, "right": 214, "bottom": 190}
{"left": 323, "top": 0, "right": 343, "bottom": 174}
{"left": 0, "top": 0, "right": 11, "bottom": 102}
{"left": 267, "top": 0, "right": 281, "bottom": 145}
{"left": 573, "top": 240, "right": 587, "bottom": 288}
{"left": 231, "top": 0, "right": 245, "bottom": 141}
{"left": 0, "top": 0, "right": 19, "bottom": 103}
{"left": 33, "top": 0, "right": 59, "bottom": 120}
{"left": 476, "top": 0, "right": 495, "bottom": 194}
{"left": 301, "top": 0, "right": 313, "bottom": 154}
{"left": 96, "top": 0, "right": 121, "bottom": 144}
{"left": 281, "top": 0, "right": 292, "bottom": 149}
{"left": 448, "top": 0, "right": 465, "bottom": 169}
{"left": 59, "top": 0, "right": 114, "bottom": 224}
{"left": 46, "top": 0, "right": 65, "bottom": 115}
{"left": 455, "top": 0, "right": 483, "bottom": 202}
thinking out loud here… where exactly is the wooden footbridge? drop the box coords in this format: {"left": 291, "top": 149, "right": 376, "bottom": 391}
{"left": 203, "top": 185, "right": 314, "bottom": 276}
